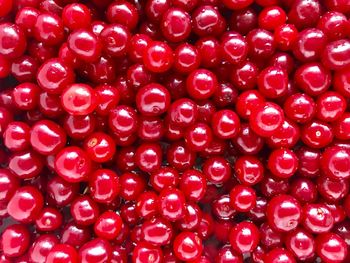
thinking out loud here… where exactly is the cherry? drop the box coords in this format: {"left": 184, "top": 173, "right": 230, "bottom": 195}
{"left": 257, "top": 66, "right": 288, "bottom": 99}
{"left": 54, "top": 146, "right": 91, "bottom": 183}
{"left": 267, "top": 148, "right": 298, "bottom": 179}
{"left": 61, "top": 221, "right": 91, "bottom": 248}
{"left": 258, "top": 6, "right": 286, "bottom": 31}
{"left": 180, "top": 169, "right": 207, "bottom": 201}
{"left": 12, "top": 82, "right": 40, "bottom": 110}
{"left": 159, "top": 188, "right": 186, "bottom": 222}
{"left": 132, "top": 241, "right": 163, "bottom": 263}
{"left": 83, "top": 132, "right": 116, "bottom": 163}
{"left": 259, "top": 222, "right": 283, "bottom": 249}
{"left": 89, "top": 169, "right": 120, "bottom": 204}
{"left": 100, "top": 24, "right": 130, "bottom": 58}
{"left": 29, "top": 234, "right": 59, "bottom": 263}
{"left": 173, "top": 232, "right": 202, "bottom": 261}
{"left": 212, "top": 109, "right": 240, "bottom": 139}
{"left": 0, "top": 23, "right": 27, "bottom": 59}
{"left": 192, "top": 5, "right": 226, "bottom": 37}
{"left": 322, "top": 39, "right": 350, "bottom": 70}
{"left": 150, "top": 167, "right": 179, "bottom": 192}
{"left": 266, "top": 194, "right": 302, "bottom": 232}
{"left": 302, "top": 203, "right": 334, "bottom": 234}
{"left": 229, "top": 185, "right": 256, "bottom": 212}
{"left": 1, "top": 224, "right": 30, "bottom": 258}
{"left": 285, "top": 228, "right": 315, "bottom": 261}
{"left": 62, "top": 3, "right": 92, "bottom": 30}
{"left": 141, "top": 217, "right": 173, "bottom": 246}
{"left": 106, "top": 1, "right": 138, "bottom": 30}
{"left": 7, "top": 186, "right": 44, "bottom": 223}
{"left": 70, "top": 195, "right": 99, "bottom": 226}
{"left": 264, "top": 248, "right": 296, "bottom": 263}
{"left": 136, "top": 191, "right": 159, "bottom": 220}
{"left": 315, "top": 233, "right": 348, "bottom": 263}
{"left": 230, "top": 8, "right": 257, "bottom": 35}
{"left": 94, "top": 211, "right": 123, "bottom": 240}
{"left": 46, "top": 244, "right": 78, "bottom": 263}
{"left": 203, "top": 156, "right": 232, "bottom": 184}
{"left": 161, "top": 8, "right": 191, "bottom": 42}
{"left": 143, "top": 41, "right": 174, "bottom": 73}
{"left": 68, "top": 29, "right": 102, "bottom": 62}
{"left": 3, "top": 121, "right": 30, "bottom": 152}
{"left": 79, "top": 238, "right": 112, "bottom": 263}
{"left": 119, "top": 172, "right": 146, "bottom": 201}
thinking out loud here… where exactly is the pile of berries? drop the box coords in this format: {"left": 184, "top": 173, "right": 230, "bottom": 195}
{"left": 0, "top": 0, "right": 350, "bottom": 262}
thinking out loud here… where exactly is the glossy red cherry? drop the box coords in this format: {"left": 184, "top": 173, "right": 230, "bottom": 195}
{"left": 150, "top": 167, "right": 179, "bottom": 192}
{"left": 0, "top": 169, "right": 20, "bottom": 203}
{"left": 1, "top": 224, "right": 30, "bottom": 258}
{"left": 143, "top": 41, "right": 173, "bottom": 73}
{"left": 316, "top": 233, "right": 348, "bottom": 263}
{"left": 320, "top": 146, "right": 350, "bottom": 180}
{"left": 46, "top": 244, "right": 78, "bottom": 263}
{"left": 89, "top": 169, "right": 120, "bottom": 204}
{"left": 29, "top": 234, "right": 59, "bottom": 263}
{"left": 132, "top": 241, "right": 163, "bottom": 263}
{"left": 12, "top": 82, "right": 40, "bottom": 110}
{"left": 302, "top": 203, "right": 334, "bottom": 234}
{"left": 3, "top": 121, "right": 30, "bottom": 152}
{"left": 184, "top": 122, "right": 213, "bottom": 152}
{"left": 78, "top": 238, "right": 112, "bottom": 263}
{"left": 54, "top": 146, "right": 91, "bottom": 183}
{"left": 68, "top": 29, "right": 102, "bottom": 62}
{"left": 264, "top": 248, "right": 296, "bottom": 263}
{"left": 94, "top": 211, "right": 123, "bottom": 240}
{"left": 229, "top": 221, "right": 259, "bottom": 254}
{"left": 61, "top": 221, "right": 91, "bottom": 248}
{"left": 267, "top": 194, "right": 302, "bottom": 232}
{"left": 8, "top": 150, "right": 43, "bottom": 179}
{"left": 180, "top": 169, "right": 207, "bottom": 202}
{"left": 267, "top": 148, "right": 298, "bottom": 179}
{"left": 33, "top": 13, "right": 64, "bottom": 45}
{"left": 61, "top": 83, "right": 97, "bottom": 115}
{"left": 0, "top": 23, "right": 27, "bottom": 59}
{"left": 186, "top": 69, "right": 218, "bottom": 100}
{"left": 221, "top": 34, "right": 248, "bottom": 65}
{"left": 284, "top": 93, "right": 316, "bottom": 124}
{"left": 62, "top": 3, "right": 91, "bottom": 30}
{"left": 109, "top": 105, "right": 138, "bottom": 136}
{"left": 322, "top": 39, "right": 350, "bottom": 70}
{"left": 47, "top": 176, "right": 78, "bottom": 207}
{"left": 141, "top": 217, "right": 173, "bottom": 246}
{"left": 173, "top": 232, "right": 202, "bottom": 261}
{"left": 100, "top": 24, "right": 130, "bottom": 57}
{"left": 257, "top": 66, "right": 288, "bottom": 99}
{"left": 246, "top": 29, "right": 275, "bottom": 59}
{"left": 168, "top": 98, "right": 198, "bottom": 128}
{"left": 203, "top": 156, "right": 232, "bottom": 184}
{"left": 161, "top": 8, "right": 191, "bottom": 42}
{"left": 35, "top": 207, "right": 63, "bottom": 232}
{"left": 7, "top": 186, "right": 44, "bottom": 223}
{"left": 83, "top": 132, "right": 116, "bottom": 163}
{"left": 192, "top": 5, "right": 226, "bottom": 37}
{"left": 212, "top": 109, "right": 240, "bottom": 139}
{"left": 249, "top": 102, "right": 284, "bottom": 137}
{"left": 70, "top": 196, "right": 99, "bottom": 226}
{"left": 119, "top": 172, "right": 146, "bottom": 201}
{"left": 159, "top": 188, "right": 186, "bottom": 222}
{"left": 301, "top": 120, "right": 334, "bottom": 149}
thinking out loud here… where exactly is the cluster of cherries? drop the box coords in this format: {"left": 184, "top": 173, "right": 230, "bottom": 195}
{"left": 0, "top": 0, "right": 350, "bottom": 262}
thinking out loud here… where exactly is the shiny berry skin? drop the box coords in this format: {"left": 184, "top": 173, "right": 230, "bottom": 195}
{"left": 293, "top": 28, "right": 327, "bottom": 62}
{"left": 230, "top": 8, "right": 258, "bottom": 35}
{"left": 159, "top": 188, "right": 186, "bottom": 222}
{"left": 94, "top": 211, "right": 123, "bottom": 240}
{"left": 100, "top": 24, "right": 130, "bottom": 57}
{"left": 266, "top": 119, "right": 300, "bottom": 149}
{"left": 1, "top": 224, "right": 30, "bottom": 258}
{"left": 257, "top": 66, "right": 288, "bottom": 99}
{"left": 68, "top": 29, "right": 102, "bottom": 62}
{"left": 106, "top": 1, "right": 138, "bottom": 30}
{"left": 222, "top": 0, "right": 253, "bottom": 10}
{"left": 203, "top": 156, "right": 232, "bottom": 184}
{"left": 35, "top": 207, "right": 63, "bottom": 232}
{"left": 150, "top": 167, "right": 179, "bottom": 192}
{"left": 221, "top": 34, "right": 248, "bottom": 65}
{"left": 264, "top": 248, "right": 296, "bottom": 263}
{"left": 316, "top": 233, "right": 348, "bottom": 263}
{"left": 136, "top": 83, "right": 170, "bottom": 117}
{"left": 196, "top": 37, "right": 221, "bottom": 68}
{"left": 322, "top": 39, "right": 350, "bottom": 70}
{"left": 109, "top": 105, "right": 138, "bottom": 136}
{"left": 302, "top": 203, "right": 334, "bottom": 234}
{"left": 234, "top": 156, "right": 264, "bottom": 186}
{"left": 46, "top": 244, "right": 78, "bottom": 263}
{"left": 33, "top": 13, "right": 64, "bottom": 46}
{"left": 284, "top": 93, "right": 316, "bottom": 124}
{"left": 95, "top": 85, "right": 120, "bottom": 115}
{"left": 317, "top": 11, "right": 350, "bottom": 41}
{"left": 229, "top": 221, "right": 259, "bottom": 254}
{"left": 70, "top": 196, "right": 99, "bottom": 226}
{"left": 12, "top": 82, "right": 40, "bottom": 110}
{"left": 321, "top": 146, "right": 350, "bottom": 180}
{"left": 30, "top": 120, "right": 66, "bottom": 155}
{"left": 334, "top": 113, "right": 350, "bottom": 140}
{"left": 184, "top": 122, "right": 213, "bottom": 152}
{"left": 141, "top": 217, "right": 173, "bottom": 246}
{"left": 301, "top": 120, "right": 334, "bottom": 149}
{"left": 161, "top": 8, "right": 191, "bottom": 42}
{"left": 173, "top": 43, "right": 201, "bottom": 74}
{"left": 79, "top": 238, "right": 112, "bottom": 263}
{"left": 258, "top": 6, "right": 286, "bottom": 31}
{"left": 168, "top": 98, "right": 198, "bottom": 127}
{"left": 0, "top": 169, "right": 20, "bottom": 203}
{"left": 212, "top": 109, "right": 240, "bottom": 139}
{"left": 186, "top": 69, "right": 218, "bottom": 100}
{"left": 61, "top": 221, "right": 91, "bottom": 248}
{"left": 285, "top": 228, "right": 315, "bottom": 261}
{"left": 173, "top": 232, "right": 202, "bottom": 261}
{"left": 3, "top": 121, "right": 30, "bottom": 152}
{"left": 267, "top": 194, "right": 302, "bottom": 232}
{"left": 316, "top": 91, "right": 346, "bottom": 122}
{"left": 233, "top": 123, "right": 264, "bottom": 155}
{"left": 136, "top": 191, "right": 159, "bottom": 220}
{"left": 54, "top": 146, "right": 91, "bottom": 183}
{"left": 0, "top": 23, "right": 27, "bottom": 59}
{"left": 192, "top": 5, "right": 226, "bottom": 37}
{"left": 249, "top": 102, "right": 284, "bottom": 137}
{"left": 229, "top": 185, "right": 256, "bottom": 212}
{"left": 246, "top": 29, "right": 275, "bottom": 59}
{"left": 47, "top": 176, "right": 78, "bottom": 207}
{"left": 37, "top": 58, "right": 75, "bottom": 95}
{"left": 135, "top": 143, "right": 162, "bottom": 173}
{"left": 29, "top": 234, "right": 59, "bottom": 263}
{"left": 180, "top": 169, "right": 206, "bottom": 202}
{"left": 89, "top": 169, "right": 120, "bottom": 204}
{"left": 230, "top": 62, "right": 257, "bottom": 91}
{"left": 143, "top": 41, "right": 173, "bottom": 73}
{"left": 8, "top": 150, "right": 43, "bottom": 179}
{"left": 7, "top": 186, "right": 44, "bottom": 223}
{"left": 83, "top": 132, "right": 115, "bottom": 163}
{"left": 267, "top": 148, "right": 298, "bottom": 179}
{"left": 11, "top": 55, "right": 38, "bottom": 82}
{"left": 132, "top": 241, "right": 163, "bottom": 263}
{"left": 61, "top": 83, "right": 97, "bottom": 116}
{"left": 119, "top": 172, "right": 146, "bottom": 201}
{"left": 62, "top": 3, "right": 91, "bottom": 30}
{"left": 295, "top": 63, "right": 331, "bottom": 96}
